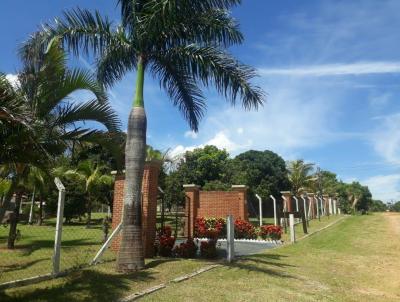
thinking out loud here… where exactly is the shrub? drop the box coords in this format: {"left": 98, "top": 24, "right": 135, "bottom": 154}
{"left": 195, "top": 217, "right": 226, "bottom": 239}
{"left": 173, "top": 238, "right": 198, "bottom": 258}
{"left": 155, "top": 225, "right": 175, "bottom": 257}
{"left": 234, "top": 218, "right": 256, "bottom": 239}
{"left": 259, "top": 225, "right": 282, "bottom": 240}
{"left": 200, "top": 240, "right": 218, "bottom": 258}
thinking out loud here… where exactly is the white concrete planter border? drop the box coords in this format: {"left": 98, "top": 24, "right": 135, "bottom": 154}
{"left": 193, "top": 237, "right": 283, "bottom": 245}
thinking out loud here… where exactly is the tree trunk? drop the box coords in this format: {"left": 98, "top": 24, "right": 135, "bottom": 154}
{"left": 8, "top": 192, "right": 22, "bottom": 249}
{"left": 117, "top": 57, "right": 147, "bottom": 272}
{"left": 28, "top": 187, "right": 36, "bottom": 224}
{"left": 37, "top": 197, "right": 43, "bottom": 226}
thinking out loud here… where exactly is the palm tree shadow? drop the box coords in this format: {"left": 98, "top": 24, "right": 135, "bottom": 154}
{"left": 0, "top": 258, "right": 48, "bottom": 273}
{"left": 0, "top": 269, "right": 156, "bottom": 302}
{"left": 224, "top": 253, "right": 298, "bottom": 279}
{"left": 145, "top": 258, "right": 178, "bottom": 269}
{"left": 17, "top": 239, "right": 103, "bottom": 256}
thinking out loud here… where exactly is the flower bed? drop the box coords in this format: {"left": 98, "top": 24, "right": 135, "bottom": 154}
{"left": 200, "top": 239, "right": 218, "bottom": 258}
{"left": 234, "top": 218, "right": 257, "bottom": 239}
{"left": 155, "top": 220, "right": 283, "bottom": 259}
{"left": 155, "top": 226, "right": 175, "bottom": 257}
{"left": 195, "top": 217, "right": 226, "bottom": 239}
{"left": 259, "top": 225, "right": 283, "bottom": 240}
{"left": 173, "top": 238, "right": 198, "bottom": 258}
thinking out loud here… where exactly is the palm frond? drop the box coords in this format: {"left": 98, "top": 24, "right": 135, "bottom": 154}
{"left": 20, "top": 8, "right": 114, "bottom": 62}
{"left": 53, "top": 99, "right": 120, "bottom": 132}
{"left": 161, "top": 45, "right": 265, "bottom": 110}
{"left": 96, "top": 35, "right": 137, "bottom": 88}
{"left": 151, "top": 56, "right": 206, "bottom": 131}
{"left": 0, "top": 74, "right": 29, "bottom": 125}
{"left": 145, "top": 6, "right": 243, "bottom": 48}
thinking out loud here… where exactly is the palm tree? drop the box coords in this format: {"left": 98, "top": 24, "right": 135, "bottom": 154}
{"left": 0, "top": 42, "right": 120, "bottom": 232}
{"left": 23, "top": 0, "right": 265, "bottom": 271}
{"left": 66, "top": 160, "right": 114, "bottom": 227}
{"left": 27, "top": 167, "right": 46, "bottom": 224}
{"left": 287, "top": 160, "right": 315, "bottom": 195}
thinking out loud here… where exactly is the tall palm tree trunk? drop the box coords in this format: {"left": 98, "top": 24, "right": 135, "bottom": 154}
{"left": 117, "top": 58, "right": 147, "bottom": 272}
{"left": 8, "top": 191, "right": 22, "bottom": 249}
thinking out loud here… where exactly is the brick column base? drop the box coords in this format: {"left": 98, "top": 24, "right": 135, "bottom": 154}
{"left": 111, "top": 161, "right": 161, "bottom": 257}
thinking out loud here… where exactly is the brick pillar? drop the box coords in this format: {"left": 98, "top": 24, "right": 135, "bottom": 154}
{"left": 232, "top": 185, "right": 248, "bottom": 220}
{"left": 281, "top": 191, "right": 292, "bottom": 212}
{"left": 142, "top": 161, "right": 161, "bottom": 257}
{"left": 111, "top": 160, "right": 161, "bottom": 257}
{"left": 183, "top": 184, "right": 200, "bottom": 238}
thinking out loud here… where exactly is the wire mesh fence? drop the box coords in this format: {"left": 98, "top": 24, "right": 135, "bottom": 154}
{"left": 156, "top": 197, "right": 187, "bottom": 239}
{"left": 59, "top": 214, "right": 116, "bottom": 272}
{"left": 0, "top": 212, "right": 115, "bottom": 285}
{"left": 0, "top": 220, "right": 54, "bottom": 284}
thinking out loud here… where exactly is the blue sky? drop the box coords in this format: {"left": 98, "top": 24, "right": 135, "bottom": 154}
{"left": 1, "top": 0, "right": 400, "bottom": 202}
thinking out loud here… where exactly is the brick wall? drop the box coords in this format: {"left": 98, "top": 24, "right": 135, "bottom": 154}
{"left": 111, "top": 161, "right": 161, "bottom": 257}
{"left": 184, "top": 185, "right": 248, "bottom": 237}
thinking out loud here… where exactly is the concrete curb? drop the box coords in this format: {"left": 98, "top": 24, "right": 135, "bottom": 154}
{"left": 117, "top": 264, "right": 222, "bottom": 301}
{"left": 296, "top": 215, "right": 348, "bottom": 242}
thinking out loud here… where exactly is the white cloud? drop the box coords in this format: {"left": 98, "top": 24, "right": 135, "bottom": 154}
{"left": 259, "top": 62, "right": 400, "bottom": 77}
{"left": 184, "top": 131, "right": 198, "bottom": 139}
{"left": 363, "top": 174, "right": 400, "bottom": 202}
{"left": 166, "top": 72, "right": 360, "bottom": 160}
{"left": 168, "top": 145, "right": 198, "bottom": 159}
{"left": 205, "top": 131, "right": 246, "bottom": 152}
{"left": 371, "top": 113, "right": 400, "bottom": 164}
{"left": 6, "top": 74, "right": 18, "bottom": 87}
{"left": 369, "top": 92, "right": 392, "bottom": 107}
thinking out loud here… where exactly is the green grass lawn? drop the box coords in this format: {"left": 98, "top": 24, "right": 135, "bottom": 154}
{"left": 2, "top": 213, "right": 399, "bottom": 302}
{"left": 0, "top": 213, "right": 113, "bottom": 284}
{"left": 144, "top": 213, "right": 400, "bottom": 302}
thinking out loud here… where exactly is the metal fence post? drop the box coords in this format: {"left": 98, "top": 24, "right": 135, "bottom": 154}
{"left": 226, "top": 215, "right": 234, "bottom": 263}
{"left": 270, "top": 195, "right": 277, "bottom": 226}
{"left": 255, "top": 194, "right": 263, "bottom": 227}
{"left": 289, "top": 213, "right": 296, "bottom": 243}
{"left": 53, "top": 178, "right": 65, "bottom": 275}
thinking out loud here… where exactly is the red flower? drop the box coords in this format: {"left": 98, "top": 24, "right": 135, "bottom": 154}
{"left": 259, "top": 225, "right": 282, "bottom": 240}
{"left": 234, "top": 218, "right": 256, "bottom": 239}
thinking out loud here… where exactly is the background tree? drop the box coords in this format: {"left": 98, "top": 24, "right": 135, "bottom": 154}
{"left": 287, "top": 160, "right": 315, "bottom": 195}
{"left": 66, "top": 160, "right": 114, "bottom": 227}
{"left": 26, "top": 167, "right": 46, "bottom": 224}
{"left": 0, "top": 42, "right": 120, "bottom": 248}
{"left": 179, "top": 146, "right": 231, "bottom": 187}
{"left": 369, "top": 199, "right": 387, "bottom": 212}
{"left": 230, "top": 150, "right": 289, "bottom": 215}
{"left": 390, "top": 201, "right": 400, "bottom": 212}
